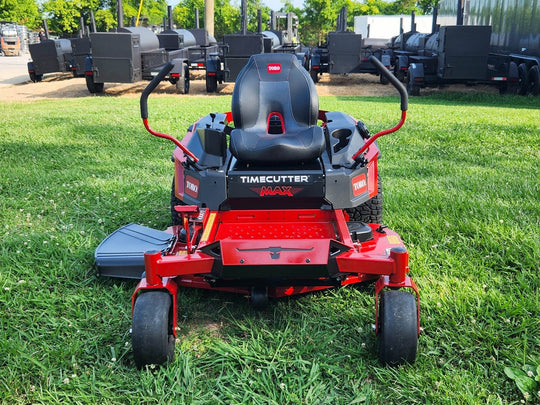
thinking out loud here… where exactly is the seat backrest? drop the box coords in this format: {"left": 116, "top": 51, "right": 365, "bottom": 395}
{"left": 231, "top": 53, "right": 319, "bottom": 134}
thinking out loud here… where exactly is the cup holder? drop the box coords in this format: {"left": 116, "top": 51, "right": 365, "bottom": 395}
{"left": 331, "top": 128, "right": 352, "bottom": 153}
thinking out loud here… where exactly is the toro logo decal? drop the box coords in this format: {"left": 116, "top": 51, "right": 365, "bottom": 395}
{"left": 267, "top": 63, "right": 281, "bottom": 74}
{"left": 352, "top": 174, "right": 367, "bottom": 197}
{"left": 185, "top": 176, "right": 199, "bottom": 198}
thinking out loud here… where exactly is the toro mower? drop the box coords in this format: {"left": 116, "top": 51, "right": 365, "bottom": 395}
{"left": 95, "top": 53, "right": 420, "bottom": 368}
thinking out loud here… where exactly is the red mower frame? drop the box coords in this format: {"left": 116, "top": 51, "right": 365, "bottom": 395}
{"left": 99, "top": 54, "right": 420, "bottom": 368}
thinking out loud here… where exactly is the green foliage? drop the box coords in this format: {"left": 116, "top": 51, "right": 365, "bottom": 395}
{"left": 93, "top": 8, "right": 115, "bottom": 32}
{"left": 42, "top": 0, "right": 102, "bottom": 34}
{"left": 0, "top": 0, "right": 40, "bottom": 28}
{"left": 173, "top": 0, "right": 205, "bottom": 30}
{"left": 34, "top": 0, "right": 438, "bottom": 41}
{"left": 41, "top": 0, "right": 167, "bottom": 35}
{"left": 505, "top": 364, "right": 540, "bottom": 401}
{"left": 173, "top": 0, "right": 267, "bottom": 40}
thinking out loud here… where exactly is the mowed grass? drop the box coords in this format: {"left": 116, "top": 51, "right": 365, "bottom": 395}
{"left": 0, "top": 90, "right": 538, "bottom": 404}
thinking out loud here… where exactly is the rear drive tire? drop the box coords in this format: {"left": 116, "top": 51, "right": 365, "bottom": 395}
{"left": 378, "top": 289, "right": 418, "bottom": 366}
{"left": 346, "top": 174, "right": 383, "bottom": 224}
{"left": 132, "top": 291, "right": 175, "bottom": 369}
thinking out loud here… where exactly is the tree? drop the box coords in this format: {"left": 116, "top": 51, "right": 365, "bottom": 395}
{"left": 42, "top": 0, "right": 105, "bottom": 34}
{"left": 173, "top": 0, "right": 240, "bottom": 40}
{"left": 41, "top": 0, "right": 167, "bottom": 35}
{"left": 0, "top": 0, "right": 40, "bottom": 29}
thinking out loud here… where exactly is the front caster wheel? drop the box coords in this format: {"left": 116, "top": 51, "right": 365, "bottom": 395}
{"left": 132, "top": 291, "right": 175, "bottom": 369}
{"left": 378, "top": 289, "right": 418, "bottom": 366}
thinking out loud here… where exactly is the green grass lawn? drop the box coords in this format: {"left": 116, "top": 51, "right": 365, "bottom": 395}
{"left": 0, "top": 91, "right": 538, "bottom": 404}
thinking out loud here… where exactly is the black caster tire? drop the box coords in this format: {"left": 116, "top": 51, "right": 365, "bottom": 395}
{"left": 250, "top": 286, "right": 269, "bottom": 310}
{"left": 378, "top": 289, "right": 418, "bottom": 366}
{"left": 132, "top": 291, "right": 175, "bottom": 369}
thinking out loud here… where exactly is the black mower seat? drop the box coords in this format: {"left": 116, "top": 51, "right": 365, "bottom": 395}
{"left": 230, "top": 53, "right": 325, "bottom": 164}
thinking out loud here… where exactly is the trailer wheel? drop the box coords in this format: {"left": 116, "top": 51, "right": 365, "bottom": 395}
{"left": 499, "top": 62, "right": 519, "bottom": 95}
{"left": 517, "top": 63, "right": 529, "bottom": 95}
{"left": 406, "top": 73, "right": 420, "bottom": 96}
{"left": 527, "top": 65, "right": 539, "bottom": 96}
{"left": 29, "top": 72, "right": 43, "bottom": 83}
{"left": 175, "top": 66, "right": 190, "bottom": 94}
{"left": 379, "top": 73, "right": 389, "bottom": 85}
{"left": 310, "top": 68, "right": 319, "bottom": 83}
{"left": 206, "top": 75, "right": 218, "bottom": 93}
{"left": 345, "top": 174, "right": 382, "bottom": 224}
{"left": 171, "top": 176, "right": 185, "bottom": 226}
{"left": 395, "top": 70, "right": 405, "bottom": 83}
{"left": 132, "top": 291, "right": 175, "bottom": 369}
{"left": 85, "top": 74, "right": 104, "bottom": 94}
{"left": 378, "top": 289, "right": 418, "bottom": 366}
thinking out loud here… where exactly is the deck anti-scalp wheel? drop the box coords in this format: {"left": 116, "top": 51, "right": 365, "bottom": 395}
{"left": 378, "top": 289, "right": 418, "bottom": 366}
{"left": 132, "top": 291, "right": 175, "bottom": 369}
{"left": 250, "top": 286, "right": 269, "bottom": 309}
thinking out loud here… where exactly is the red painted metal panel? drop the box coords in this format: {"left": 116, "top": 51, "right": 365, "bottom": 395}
{"left": 220, "top": 238, "right": 330, "bottom": 266}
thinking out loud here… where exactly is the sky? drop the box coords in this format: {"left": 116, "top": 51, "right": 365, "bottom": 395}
{"left": 166, "top": 0, "right": 305, "bottom": 12}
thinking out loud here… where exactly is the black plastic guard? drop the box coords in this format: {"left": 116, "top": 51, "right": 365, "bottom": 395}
{"left": 95, "top": 223, "right": 175, "bottom": 279}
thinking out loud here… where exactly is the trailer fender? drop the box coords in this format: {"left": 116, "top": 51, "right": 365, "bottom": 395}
{"left": 170, "top": 58, "right": 187, "bottom": 79}
{"left": 398, "top": 55, "right": 409, "bottom": 71}
{"left": 408, "top": 63, "right": 424, "bottom": 82}
{"left": 381, "top": 53, "right": 391, "bottom": 68}
{"left": 310, "top": 53, "right": 321, "bottom": 71}
{"left": 206, "top": 54, "right": 220, "bottom": 74}
{"left": 507, "top": 61, "right": 519, "bottom": 81}
{"left": 84, "top": 56, "right": 93, "bottom": 75}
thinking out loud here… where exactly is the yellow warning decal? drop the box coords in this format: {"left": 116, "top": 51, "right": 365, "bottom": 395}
{"left": 200, "top": 212, "right": 216, "bottom": 243}
{"left": 386, "top": 235, "right": 400, "bottom": 245}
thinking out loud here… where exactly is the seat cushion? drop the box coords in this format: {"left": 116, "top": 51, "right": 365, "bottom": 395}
{"left": 230, "top": 126, "right": 325, "bottom": 164}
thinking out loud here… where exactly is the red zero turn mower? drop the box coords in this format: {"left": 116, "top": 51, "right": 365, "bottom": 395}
{"left": 95, "top": 53, "right": 420, "bottom": 368}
